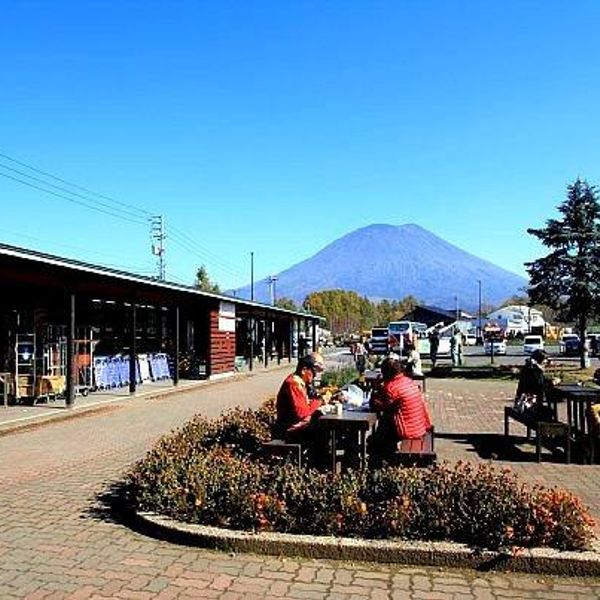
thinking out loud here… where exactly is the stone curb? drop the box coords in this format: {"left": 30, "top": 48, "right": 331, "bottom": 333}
{"left": 136, "top": 511, "right": 600, "bottom": 577}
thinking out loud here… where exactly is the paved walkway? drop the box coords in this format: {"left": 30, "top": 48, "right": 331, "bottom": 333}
{"left": 0, "top": 364, "right": 599, "bottom": 598}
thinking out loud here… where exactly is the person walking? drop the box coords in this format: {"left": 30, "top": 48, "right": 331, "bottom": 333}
{"left": 429, "top": 329, "right": 440, "bottom": 368}
{"left": 354, "top": 338, "right": 368, "bottom": 374}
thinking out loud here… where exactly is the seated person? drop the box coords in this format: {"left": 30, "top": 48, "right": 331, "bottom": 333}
{"left": 275, "top": 352, "right": 327, "bottom": 444}
{"left": 369, "top": 355, "right": 433, "bottom": 460}
{"left": 514, "top": 349, "right": 557, "bottom": 419}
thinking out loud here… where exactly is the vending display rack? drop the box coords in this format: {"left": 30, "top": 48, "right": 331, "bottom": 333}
{"left": 15, "top": 333, "right": 36, "bottom": 401}
{"left": 91, "top": 353, "right": 170, "bottom": 391}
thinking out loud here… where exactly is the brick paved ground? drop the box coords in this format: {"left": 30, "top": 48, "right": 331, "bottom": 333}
{"left": 0, "top": 362, "right": 599, "bottom": 598}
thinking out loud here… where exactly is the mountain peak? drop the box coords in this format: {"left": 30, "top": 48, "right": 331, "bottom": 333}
{"left": 232, "top": 223, "right": 526, "bottom": 310}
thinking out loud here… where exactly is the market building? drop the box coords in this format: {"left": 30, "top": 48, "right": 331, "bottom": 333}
{"left": 0, "top": 243, "right": 320, "bottom": 407}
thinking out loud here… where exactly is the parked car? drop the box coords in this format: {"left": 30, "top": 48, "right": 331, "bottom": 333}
{"left": 587, "top": 333, "right": 600, "bottom": 356}
{"left": 523, "top": 334, "right": 544, "bottom": 354}
{"left": 465, "top": 333, "right": 477, "bottom": 346}
{"left": 559, "top": 333, "right": 581, "bottom": 356}
{"left": 484, "top": 339, "right": 507, "bottom": 355}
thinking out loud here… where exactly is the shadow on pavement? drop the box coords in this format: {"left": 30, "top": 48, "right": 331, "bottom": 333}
{"left": 435, "top": 431, "right": 570, "bottom": 464}
{"left": 85, "top": 479, "right": 136, "bottom": 527}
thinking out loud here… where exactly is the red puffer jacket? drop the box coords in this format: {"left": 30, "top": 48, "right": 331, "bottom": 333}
{"left": 372, "top": 374, "right": 432, "bottom": 440}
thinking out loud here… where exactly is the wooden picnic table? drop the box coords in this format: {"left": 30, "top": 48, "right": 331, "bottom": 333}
{"left": 553, "top": 384, "right": 600, "bottom": 464}
{"left": 318, "top": 408, "right": 378, "bottom": 472}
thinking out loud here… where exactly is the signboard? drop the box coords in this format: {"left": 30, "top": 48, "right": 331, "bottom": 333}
{"left": 218, "top": 301, "right": 236, "bottom": 332}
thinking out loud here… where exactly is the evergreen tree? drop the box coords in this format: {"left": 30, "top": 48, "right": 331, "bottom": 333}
{"left": 195, "top": 265, "right": 221, "bottom": 293}
{"left": 526, "top": 179, "right": 600, "bottom": 367}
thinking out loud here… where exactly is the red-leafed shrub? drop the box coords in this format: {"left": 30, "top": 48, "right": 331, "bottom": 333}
{"left": 126, "top": 403, "right": 596, "bottom": 551}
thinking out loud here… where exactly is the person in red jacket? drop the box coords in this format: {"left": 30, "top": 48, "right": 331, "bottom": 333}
{"left": 275, "top": 352, "right": 327, "bottom": 443}
{"left": 369, "top": 354, "right": 433, "bottom": 461}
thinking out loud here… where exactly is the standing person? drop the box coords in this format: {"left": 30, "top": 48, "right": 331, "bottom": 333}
{"left": 354, "top": 338, "right": 367, "bottom": 374}
{"left": 429, "top": 328, "right": 440, "bottom": 368}
{"left": 450, "top": 328, "right": 463, "bottom": 367}
{"left": 275, "top": 352, "right": 327, "bottom": 444}
{"left": 404, "top": 341, "right": 423, "bottom": 376}
{"left": 369, "top": 355, "right": 433, "bottom": 462}
{"left": 297, "top": 333, "right": 308, "bottom": 358}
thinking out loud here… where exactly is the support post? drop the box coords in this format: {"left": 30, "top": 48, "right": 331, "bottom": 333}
{"left": 288, "top": 320, "right": 293, "bottom": 363}
{"left": 174, "top": 306, "right": 180, "bottom": 385}
{"left": 249, "top": 315, "right": 254, "bottom": 372}
{"left": 264, "top": 313, "right": 269, "bottom": 368}
{"left": 129, "top": 304, "right": 137, "bottom": 394}
{"left": 250, "top": 251, "right": 254, "bottom": 301}
{"left": 65, "top": 293, "right": 76, "bottom": 408}
{"left": 311, "top": 319, "right": 317, "bottom": 352}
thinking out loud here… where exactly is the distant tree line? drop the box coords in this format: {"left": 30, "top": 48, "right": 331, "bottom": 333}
{"left": 273, "top": 290, "right": 418, "bottom": 334}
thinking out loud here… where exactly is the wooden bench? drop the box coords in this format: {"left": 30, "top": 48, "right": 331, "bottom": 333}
{"left": 391, "top": 427, "right": 436, "bottom": 467}
{"left": 262, "top": 439, "right": 302, "bottom": 467}
{"left": 411, "top": 373, "right": 427, "bottom": 393}
{"left": 504, "top": 406, "right": 571, "bottom": 463}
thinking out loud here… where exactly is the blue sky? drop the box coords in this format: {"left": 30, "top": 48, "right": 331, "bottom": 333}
{"left": 2, "top": 1, "right": 600, "bottom": 297}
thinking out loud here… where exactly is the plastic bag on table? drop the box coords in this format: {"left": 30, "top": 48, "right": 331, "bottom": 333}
{"left": 340, "top": 383, "right": 367, "bottom": 407}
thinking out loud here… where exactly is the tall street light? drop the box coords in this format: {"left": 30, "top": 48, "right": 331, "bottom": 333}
{"left": 478, "top": 279, "right": 482, "bottom": 342}
{"left": 250, "top": 251, "right": 254, "bottom": 302}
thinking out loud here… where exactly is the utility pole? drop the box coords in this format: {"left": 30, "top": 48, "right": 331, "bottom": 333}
{"left": 250, "top": 251, "right": 254, "bottom": 301}
{"left": 267, "top": 275, "right": 278, "bottom": 305}
{"left": 150, "top": 215, "right": 166, "bottom": 280}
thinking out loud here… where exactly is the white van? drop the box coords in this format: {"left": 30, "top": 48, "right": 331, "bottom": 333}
{"left": 523, "top": 335, "right": 544, "bottom": 354}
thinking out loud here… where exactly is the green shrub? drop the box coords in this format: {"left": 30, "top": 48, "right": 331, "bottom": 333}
{"left": 320, "top": 365, "right": 359, "bottom": 388}
{"left": 126, "top": 403, "right": 596, "bottom": 551}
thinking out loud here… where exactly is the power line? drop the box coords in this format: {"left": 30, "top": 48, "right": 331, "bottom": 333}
{"left": 0, "top": 150, "right": 151, "bottom": 217}
{"left": 0, "top": 162, "right": 148, "bottom": 222}
{"left": 167, "top": 223, "right": 247, "bottom": 276}
{"left": 168, "top": 235, "right": 242, "bottom": 282}
{"left": 0, "top": 151, "right": 250, "bottom": 286}
{"left": 165, "top": 271, "right": 192, "bottom": 286}
{"left": 0, "top": 171, "right": 148, "bottom": 226}
{"left": 0, "top": 225, "right": 156, "bottom": 273}
{"left": 167, "top": 229, "right": 246, "bottom": 281}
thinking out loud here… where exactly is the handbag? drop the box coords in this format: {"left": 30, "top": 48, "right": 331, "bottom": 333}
{"left": 514, "top": 393, "right": 536, "bottom": 414}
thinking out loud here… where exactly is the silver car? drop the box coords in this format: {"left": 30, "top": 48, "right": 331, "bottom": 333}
{"left": 484, "top": 340, "right": 507, "bottom": 355}
{"left": 523, "top": 335, "right": 544, "bottom": 354}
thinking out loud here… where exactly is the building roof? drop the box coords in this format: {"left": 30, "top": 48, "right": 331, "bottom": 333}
{"left": 0, "top": 242, "right": 322, "bottom": 321}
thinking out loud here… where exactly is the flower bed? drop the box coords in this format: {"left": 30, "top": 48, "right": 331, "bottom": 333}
{"left": 126, "top": 400, "right": 595, "bottom": 552}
